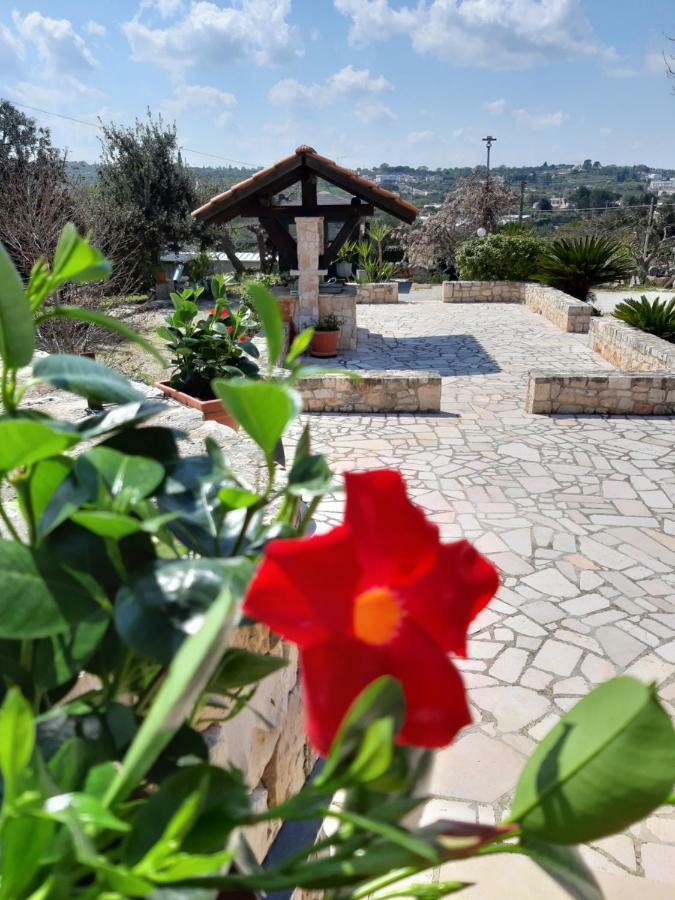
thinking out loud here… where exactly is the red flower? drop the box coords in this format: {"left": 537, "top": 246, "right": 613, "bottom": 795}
{"left": 243, "top": 470, "right": 499, "bottom": 755}
{"left": 238, "top": 335, "right": 248, "bottom": 343}
{"left": 209, "top": 307, "right": 230, "bottom": 318}
{"left": 227, "top": 325, "right": 233, "bottom": 333}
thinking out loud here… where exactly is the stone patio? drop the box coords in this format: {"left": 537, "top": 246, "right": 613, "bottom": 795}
{"left": 300, "top": 289, "right": 675, "bottom": 890}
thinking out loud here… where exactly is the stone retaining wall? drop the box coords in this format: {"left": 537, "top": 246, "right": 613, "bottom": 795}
{"left": 353, "top": 281, "right": 399, "bottom": 304}
{"left": 319, "top": 293, "right": 357, "bottom": 350}
{"left": 590, "top": 317, "right": 675, "bottom": 371}
{"left": 299, "top": 370, "right": 441, "bottom": 413}
{"left": 525, "top": 370, "right": 675, "bottom": 415}
{"left": 442, "top": 281, "right": 592, "bottom": 333}
{"left": 203, "top": 624, "right": 317, "bottom": 861}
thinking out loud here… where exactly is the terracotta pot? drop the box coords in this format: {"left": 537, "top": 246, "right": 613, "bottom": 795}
{"left": 276, "top": 297, "right": 296, "bottom": 322}
{"left": 155, "top": 381, "right": 239, "bottom": 430}
{"left": 310, "top": 329, "right": 340, "bottom": 357}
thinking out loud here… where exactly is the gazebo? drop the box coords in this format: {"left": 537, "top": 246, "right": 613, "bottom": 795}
{"left": 192, "top": 145, "right": 419, "bottom": 272}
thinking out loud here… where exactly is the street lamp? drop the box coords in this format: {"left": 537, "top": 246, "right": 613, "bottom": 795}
{"left": 482, "top": 135, "right": 497, "bottom": 178}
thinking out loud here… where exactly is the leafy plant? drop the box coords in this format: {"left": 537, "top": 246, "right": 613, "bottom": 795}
{"left": 613, "top": 295, "right": 675, "bottom": 341}
{"left": 187, "top": 250, "right": 212, "bottom": 283}
{"left": 457, "top": 233, "right": 549, "bottom": 281}
{"left": 357, "top": 239, "right": 396, "bottom": 283}
{"left": 534, "top": 235, "right": 634, "bottom": 301}
{"left": 337, "top": 239, "right": 359, "bottom": 264}
{"left": 158, "top": 274, "right": 260, "bottom": 398}
{"left": 314, "top": 313, "right": 342, "bottom": 332}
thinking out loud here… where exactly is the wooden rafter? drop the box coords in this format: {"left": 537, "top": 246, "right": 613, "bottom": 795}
{"left": 321, "top": 214, "right": 363, "bottom": 268}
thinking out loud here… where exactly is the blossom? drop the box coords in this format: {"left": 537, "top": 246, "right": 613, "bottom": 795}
{"left": 238, "top": 335, "right": 249, "bottom": 343}
{"left": 243, "top": 469, "right": 499, "bottom": 755}
{"left": 209, "top": 307, "right": 230, "bottom": 318}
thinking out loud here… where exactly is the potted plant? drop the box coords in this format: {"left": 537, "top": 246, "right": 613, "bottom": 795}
{"left": 155, "top": 274, "right": 260, "bottom": 428}
{"left": 310, "top": 312, "right": 341, "bottom": 357}
{"left": 335, "top": 239, "right": 358, "bottom": 279}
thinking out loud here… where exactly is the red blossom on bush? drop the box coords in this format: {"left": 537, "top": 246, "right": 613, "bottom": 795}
{"left": 209, "top": 307, "right": 230, "bottom": 319}
{"left": 243, "top": 469, "right": 499, "bottom": 755}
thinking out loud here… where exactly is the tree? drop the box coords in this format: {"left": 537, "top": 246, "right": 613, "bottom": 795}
{"left": 0, "top": 101, "right": 73, "bottom": 277}
{"left": 396, "top": 173, "right": 516, "bottom": 270}
{"left": 98, "top": 112, "right": 197, "bottom": 286}
{"left": 537, "top": 197, "right": 553, "bottom": 211}
{"left": 572, "top": 186, "right": 591, "bottom": 209}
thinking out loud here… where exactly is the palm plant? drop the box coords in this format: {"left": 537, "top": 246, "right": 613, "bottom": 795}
{"left": 534, "top": 235, "right": 634, "bottom": 301}
{"left": 613, "top": 295, "right": 675, "bottom": 342}
{"left": 357, "top": 239, "right": 396, "bottom": 283}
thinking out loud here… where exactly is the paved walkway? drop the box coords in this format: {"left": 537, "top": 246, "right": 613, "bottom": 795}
{"left": 303, "top": 291, "right": 675, "bottom": 888}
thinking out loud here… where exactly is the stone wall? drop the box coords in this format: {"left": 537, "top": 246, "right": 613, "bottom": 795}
{"left": 203, "top": 624, "right": 317, "bottom": 862}
{"left": 442, "top": 280, "right": 592, "bottom": 333}
{"left": 298, "top": 370, "right": 441, "bottom": 413}
{"left": 590, "top": 317, "right": 675, "bottom": 371}
{"left": 525, "top": 370, "right": 675, "bottom": 415}
{"left": 353, "top": 281, "right": 399, "bottom": 304}
{"left": 318, "top": 293, "right": 357, "bottom": 350}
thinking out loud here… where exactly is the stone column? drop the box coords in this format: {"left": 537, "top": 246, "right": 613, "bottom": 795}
{"left": 293, "top": 217, "right": 325, "bottom": 329}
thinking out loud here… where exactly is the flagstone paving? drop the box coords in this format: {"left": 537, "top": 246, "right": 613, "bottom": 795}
{"left": 300, "top": 291, "right": 675, "bottom": 887}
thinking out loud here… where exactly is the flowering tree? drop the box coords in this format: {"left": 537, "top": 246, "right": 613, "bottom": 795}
{"left": 397, "top": 174, "right": 517, "bottom": 270}
{"left": 0, "top": 226, "right": 672, "bottom": 898}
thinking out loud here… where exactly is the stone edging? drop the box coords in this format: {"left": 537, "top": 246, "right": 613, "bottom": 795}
{"left": 298, "top": 369, "right": 441, "bottom": 412}
{"left": 441, "top": 281, "right": 591, "bottom": 334}
{"left": 525, "top": 370, "right": 675, "bottom": 415}
{"left": 351, "top": 281, "right": 399, "bottom": 304}
{"left": 590, "top": 316, "right": 675, "bottom": 371}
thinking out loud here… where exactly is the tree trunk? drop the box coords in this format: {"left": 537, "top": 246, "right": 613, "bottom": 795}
{"left": 220, "top": 229, "right": 245, "bottom": 276}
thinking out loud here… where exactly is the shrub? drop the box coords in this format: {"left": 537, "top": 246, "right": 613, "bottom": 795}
{"left": 613, "top": 295, "right": 675, "bottom": 342}
{"left": 534, "top": 235, "right": 634, "bottom": 301}
{"left": 456, "top": 233, "right": 549, "bottom": 281}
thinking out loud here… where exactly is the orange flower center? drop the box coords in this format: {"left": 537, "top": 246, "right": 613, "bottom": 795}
{"left": 353, "top": 587, "right": 402, "bottom": 646}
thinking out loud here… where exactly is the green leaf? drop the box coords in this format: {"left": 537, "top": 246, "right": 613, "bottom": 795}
{"left": 212, "top": 379, "right": 301, "bottom": 462}
{"left": 43, "top": 792, "right": 130, "bottom": 833}
{"left": 287, "top": 454, "right": 334, "bottom": 497}
{"left": 33, "top": 354, "right": 143, "bottom": 405}
{"left": 210, "top": 647, "right": 288, "bottom": 691}
{"left": 347, "top": 716, "right": 395, "bottom": 784}
{"left": 285, "top": 327, "right": 314, "bottom": 365}
{"left": 71, "top": 510, "right": 143, "bottom": 539}
{"left": 76, "top": 400, "right": 166, "bottom": 440}
{"left": 245, "top": 281, "right": 283, "bottom": 370}
{"left": 116, "top": 558, "right": 253, "bottom": 665}
{"left": 0, "top": 688, "right": 35, "bottom": 803}
{"left": 0, "top": 419, "right": 79, "bottom": 472}
{"left": 24, "top": 457, "right": 71, "bottom": 524}
{"left": 33, "top": 607, "right": 109, "bottom": 690}
{"left": 39, "top": 306, "right": 165, "bottom": 364}
{"left": 510, "top": 677, "right": 675, "bottom": 843}
{"left": 0, "top": 814, "right": 54, "bottom": 900}
{"left": 0, "top": 242, "right": 34, "bottom": 368}
{"left": 50, "top": 223, "right": 112, "bottom": 287}
{"left": 104, "top": 587, "right": 240, "bottom": 806}
{"left": 519, "top": 837, "right": 603, "bottom": 900}
{"left": 0, "top": 540, "right": 104, "bottom": 639}
{"left": 84, "top": 446, "right": 165, "bottom": 508}
{"left": 218, "top": 485, "right": 260, "bottom": 509}
{"left": 317, "top": 677, "right": 406, "bottom": 787}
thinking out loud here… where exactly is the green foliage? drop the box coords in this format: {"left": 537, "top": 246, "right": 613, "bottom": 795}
{"left": 314, "top": 313, "right": 342, "bottom": 332}
{"left": 613, "top": 295, "right": 675, "bottom": 341}
{"left": 186, "top": 251, "right": 212, "bottom": 282}
{"left": 457, "top": 233, "right": 549, "bottom": 281}
{"left": 158, "top": 279, "right": 260, "bottom": 398}
{"left": 357, "top": 238, "right": 396, "bottom": 283}
{"left": 534, "top": 235, "right": 634, "bottom": 300}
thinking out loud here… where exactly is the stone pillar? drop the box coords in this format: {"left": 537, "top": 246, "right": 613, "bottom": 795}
{"left": 293, "top": 217, "right": 325, "bottom": 329}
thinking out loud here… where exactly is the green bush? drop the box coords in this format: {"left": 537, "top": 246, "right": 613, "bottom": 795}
{"left": 534, "top": 235, "right": 634, "bottom": 301}
{"left": 457, "top": 233, "right": 548, "bottom": 281}
{"left": 613, "top": 295, "right": 675, "bottom": 342}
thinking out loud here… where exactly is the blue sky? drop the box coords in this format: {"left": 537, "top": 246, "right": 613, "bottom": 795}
{"left": 1, "top": 1, "right": 673, "bottom": 169}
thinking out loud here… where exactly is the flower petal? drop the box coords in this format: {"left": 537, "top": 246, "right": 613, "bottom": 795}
{"left": 344, "top": 470, "right": 439, "bottom": 586}
{"left": 387, "top": 622, "right": 471, "bottom": 748}
{"left": 243, "top": 526, "right": 360, "bottom": 646}
{"left": 403, "top": 540, "right": 499, "bottom": 657}
{"left": 300, "top": 638, "right": 384, "bottom": 756}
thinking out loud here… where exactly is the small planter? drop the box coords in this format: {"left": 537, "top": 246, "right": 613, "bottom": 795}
{"left": 335, "top": 261, "right": 353, "bottom": 279}
{"left": 156, "top": 381, "right": 239, "bottom": 430}
{"left": 310, "top": 329, "right": 340, "bottom": 357}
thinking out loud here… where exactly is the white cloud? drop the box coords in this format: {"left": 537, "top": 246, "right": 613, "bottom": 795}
{"left": 142, "top": 0, "right": 186, "bottom": 16}
{"left": 269, "top": 65, "right": 391, "bottom": 107}
{"left": 355, "top": 102, "right": 396, "bottom": 123}
{"left": 483, "top": 98, "right": 506, "bottom": 114}
{"left": 163, "top": 82, "right": 237, "bottom": 125}
{"left": 334, "top": 0, "right": 614, "bottom": 69}
{"left": 605, "top": 66, "right": 636, "bottom": 78}
{"left": 12, "top": 11, "right": 97, "bottom": 74}
{"left": 405, "top": 130, "right": 436, "bottom": 144}
{"left": 84, "top": 20, "right": 107, "bottom": 38}
{"left": 123, "top": 0, "right": 299, "bottom": 72}
{"left": 512, "top": 107, "right": 566, "bottom": 127}
{"left": 0, "top": 23, "right": 24, "bottom": 73}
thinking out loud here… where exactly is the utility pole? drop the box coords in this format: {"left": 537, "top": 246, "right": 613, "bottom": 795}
{"left": 482, "top": 135, "right": 497, "bottom": 180}
{"left": 519, "top": 180, "right": 527, "bottom": 224}
{"left": 643, "top": 195, "right": 656, "bottom": 262}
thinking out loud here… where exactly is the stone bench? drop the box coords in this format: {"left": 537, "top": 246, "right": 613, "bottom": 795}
{"left": 526, "top": 370, "right": 675, "bottom": 415}
{"left": 590, "top": 317, "right": 675, "bottom": 371}
{"left": 298, "top": 369, "right": 441, "bottom": 413}
{"left": 442, "top": 281, "right": 592, "bottom": 334}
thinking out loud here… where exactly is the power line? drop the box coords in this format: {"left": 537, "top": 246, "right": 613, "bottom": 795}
{"left": 1, "top": 96, "right": 263, "bottom": 170}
